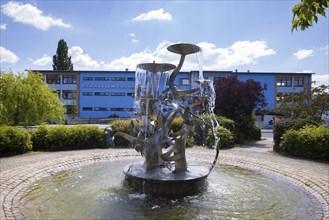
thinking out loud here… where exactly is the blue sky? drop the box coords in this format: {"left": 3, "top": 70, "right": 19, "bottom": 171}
{"left": 0, "top": 0, "right": 328, "bottom": 85}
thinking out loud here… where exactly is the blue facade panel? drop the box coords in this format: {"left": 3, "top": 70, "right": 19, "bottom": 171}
{"left": 79, "top": 71, "right": 135, "bottom": 118}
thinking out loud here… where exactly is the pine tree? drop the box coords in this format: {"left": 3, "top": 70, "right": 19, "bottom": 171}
{"left": 53, "top": 39, "right": 74, "bottom": 70}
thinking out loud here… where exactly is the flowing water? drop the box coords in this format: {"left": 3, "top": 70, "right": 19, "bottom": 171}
{"left": 21, "top": 159, "right": 321, "bottom": 219}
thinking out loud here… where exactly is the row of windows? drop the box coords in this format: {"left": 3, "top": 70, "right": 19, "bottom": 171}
{"left": 83, "top": 77, "right": 135, "bottom": 81}
{"left": 83, "top": 92, "right": 134, "bottom": 97}
{"left": 276, "top": 77, "right": 304, "bottom": 87}
{"left": 46, "top": 75, "right": 77, "bottom": 84}
{"left": 82, "top": 107, "right": 134, "bottom": 111}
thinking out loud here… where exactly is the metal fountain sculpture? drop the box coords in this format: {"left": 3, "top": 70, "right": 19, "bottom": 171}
{"left": 113, "top": 43, "right": 220, "bottom": 195}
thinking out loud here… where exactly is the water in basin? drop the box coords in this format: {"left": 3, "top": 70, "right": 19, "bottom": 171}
{"left": 21, "top": 159, "right": 321, "bottom": 219}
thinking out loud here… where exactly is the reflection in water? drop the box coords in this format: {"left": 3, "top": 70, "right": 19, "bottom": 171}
{"left": 21, "top": 159, "right": 321, "bottom": 219}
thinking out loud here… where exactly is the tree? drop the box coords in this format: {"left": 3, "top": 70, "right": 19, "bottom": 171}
{"left": 292, "top": 0, "right": 329, "bottom": 32}
{"left": 214, "top": 76, "right": 267, "bottom": 120}
{"left": 53, "top": 39, "right": 74, "bottom": 70}
{"left": 0, "top": 71, "right": 65, "bottom": 126}
{"left": 214, "top": 76, "right": 267, "bottom": 141}
{"left": 278, "top": 84, "right": 329, "bottom": 122}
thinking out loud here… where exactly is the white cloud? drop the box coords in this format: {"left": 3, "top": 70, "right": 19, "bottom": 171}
{"left": 197, "top": 41, "right": 276, "bottom": 69}
{"left": 1, "top": 1, "right": 70, "bottom": 31}
{"left": 104, "top": 40, "right": 276, "bottom": 71}
{"left": 69, "top": 46, "right": 105, "bottom": 70}
{"left": 128, "top": 33, "right": 139, "bottom": 43}
{"left": 31, "top": 54, "right": 52, "bottom": 66}
{"left": 312, "top": 74, "right": 329, "bottom": 86}
{"left": 0, "top": 46, "right": 19, "bottom": 64}
{"left": 0, "top": 23, "right": 7, "bottom": 30}
{"left": 132, "top": 8, "right": 172, "bottom": 21}
{"left": 293, "top": 49, "right": 314, "bottom": 60}
{"left": 64, "top": 40, "right": 276, "bottom": 71}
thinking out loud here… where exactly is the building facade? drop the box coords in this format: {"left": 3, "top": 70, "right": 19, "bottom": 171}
{"left": 35, "top": 70, "right": 313, "bottom": 119}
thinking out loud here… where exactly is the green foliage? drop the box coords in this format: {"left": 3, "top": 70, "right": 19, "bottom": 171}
{"left": 208, "top": 126, "right": 235, "bottom": 149}
{"left": 214, "top": 76, "right": 265, "bottom": 142}
{"left": 0, "top": 71, "right": 65, "bottom": 126}
{"left": 31, "top": 125, "right": 109, "bottom": 151}
{"left": 170, "top": 117, "right": 184, "bottom": 132}
{"left": 273, "top": 118, "right": 319, "bottom": 151}
{"left": 53, "top": 39, "right": 74, "bottom": 70}
{"left": 234, "top": 113, "right": 261, "bottom": 142}
{"left": 0, "top": 126, "right": 32, "bottom": 157}
{"left": 278, "top": 85, "right": 329, "bottom": 122}
{"left": 110, "top": 120, "right": 135, "bottom": 146}
{"left": 292, "top": 0, "right": 328, "bottom": 32}
{"left": 279, "top": 125, "right": 329, "bottom": 160}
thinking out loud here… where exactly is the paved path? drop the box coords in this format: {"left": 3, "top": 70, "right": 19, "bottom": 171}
{"left": 1, "top": 130, "right": 328, "bottom": 219}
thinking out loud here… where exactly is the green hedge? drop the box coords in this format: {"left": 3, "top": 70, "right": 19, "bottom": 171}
{"left": 31, "top": 125, "right": 109, "bottom": 151}
{"left": 110, "top": 120, "right": 135, "bottom": 146}
{"left": 273, "top": 118, "right": 319, "bottom": 151}
{"left": 208, "top": 126, "right": 235, "bottom": 149}
{"left": 0, "top": 126, "right": 32, "bottom": 157}
{"left": 279, "top": 125, "right": 329, "bottom": 161}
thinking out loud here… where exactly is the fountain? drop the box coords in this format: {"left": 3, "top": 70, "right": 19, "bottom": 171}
{"left": 14, "top": 43, "right": 325, "bottom": 219}
{"left": 114, "top": 43, "right": 220, "bottom": 195}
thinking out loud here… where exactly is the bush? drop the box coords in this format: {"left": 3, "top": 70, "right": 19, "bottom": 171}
{"left": 279, "top": 125, "right": 329, "bottom": 160}
{"left": 31, "top": 125, "right": 109, "bottom": 151}
{"left": 208, "top": 126, "right": 235, "bottom": 149}
{"left": 273, "top": 118, "right": 319, "bottom": 151}
{"left": 235, "top": 113, "right": 261, "bottom": 142}
{"left": 31, "top": 124, "right": 48, "bottom": 151}
{"left": 170, "top": 117, "right": 184, "bottom": 132}
{"left": 110, "top": 120, "right": 135, "bottom": 146}
{"left": 0, "top": 126, "right": 32, "bottom": 157}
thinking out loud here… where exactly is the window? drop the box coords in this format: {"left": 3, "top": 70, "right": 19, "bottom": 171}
{"left": 180, "top": 78, "right": 190, "bottom": 85}
{"left": 95, "top": 77, "right": 109, "bottom": 81}
{"left": 83, "top": 77, "right": 93, "bottom": 81}
{"left": 111, "top": 77, "right": 126, "bottom": 81}
{"left": 294, "top": 77, "right": 304, "bottom": 87}
{"left": 46, "top": 75, "right": 60, "bottom": 84}
{"left": 65, "top": 105, "right": 76, "bottom": 114}
{"left": 62, "top": 75, "right": 76, "bottom": 84}
{"left": 95, "top": 92, "right": 109, "bottom": 96}
{"left": 82, "top": 107, "right": 93, "bottom": 111}
{"left": 127, "top": 77, "right": 135, "bottom": 81}
{"left": 111, "top": 92, "right": 125, "bottom": 96}
{"left": 62, "top": 90, "right": 76, "bottom": 99}
{"left": 276, "top": 77, "right": 292, "bottom": 87}
{"left": 83, "top": 92, "right": 93, "bottom": 96}
{"left": 94, "top": 107, "right": 109, "bottom": 111}
{"left": 127, "top": 92, "right": 135, "bottom": 97}
{"left": 111, "top": 108, "right": 133, "bottom": 111}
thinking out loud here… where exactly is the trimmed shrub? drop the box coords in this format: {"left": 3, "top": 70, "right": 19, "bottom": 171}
{"left": 110, "top": 120, "right": 135, "bottom": 146}
{"left": 31, "top": 124, "right": 48, "bottom": 151}
{"left": 30, "top": 125, "right": 109, "bottom": 151}
{"left": 208, "top": 126, "right": 235, "bottom": 149}
{"left": 279, "top": 125, "right": 329, "bottom": 160}
{"left": 273, "top": 118, "right": 319, "bottom": 151}
{"left": 0, "top": 126, "right": 32, "bottom": 157}
{"left": 235, "top": 113, "right": 261, "bottom": 142}
{"left": 170, "top": 117, "right": 184, "bottom": 132}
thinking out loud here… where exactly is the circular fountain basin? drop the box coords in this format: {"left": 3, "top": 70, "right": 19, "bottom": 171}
{"left": 20, "top": 159, "right": 322, "bottom": 219}
{"left": 123, "top": 161, "right": 209, "bottom": 195}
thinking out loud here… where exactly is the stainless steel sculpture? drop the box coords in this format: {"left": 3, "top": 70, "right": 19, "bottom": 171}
{"left": 115, "top": 43, "right": 219, "bottom": 195}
